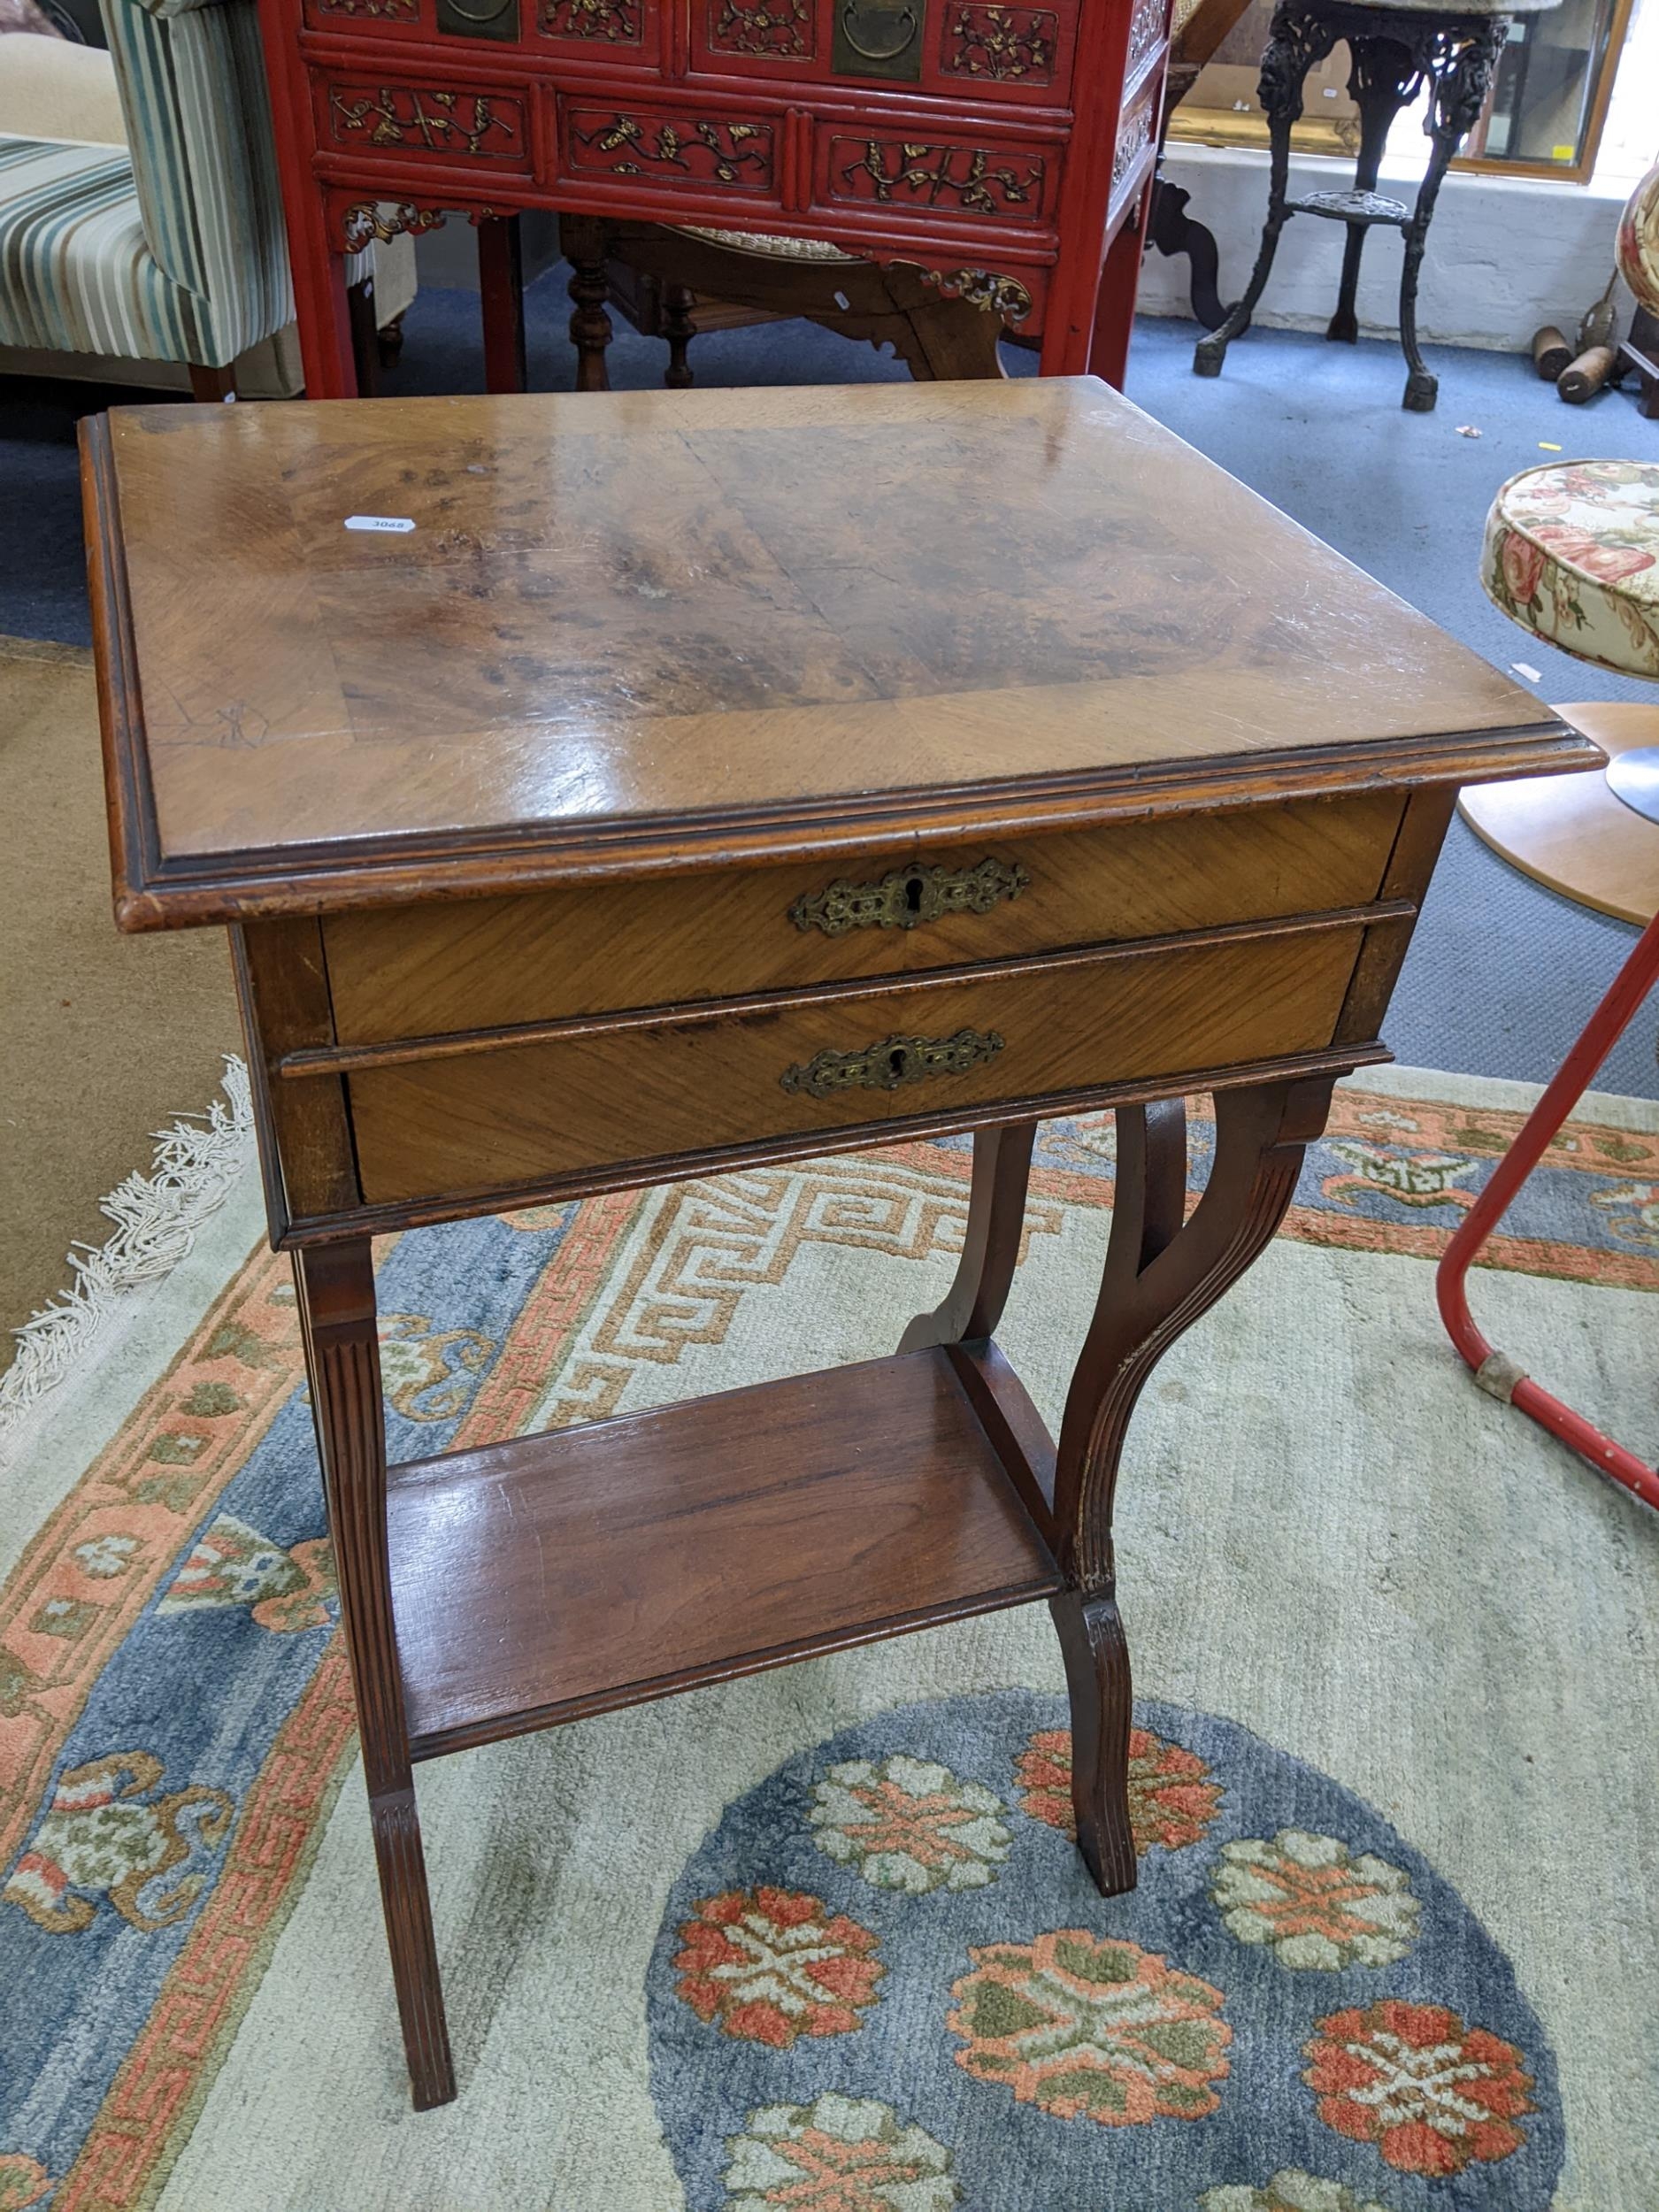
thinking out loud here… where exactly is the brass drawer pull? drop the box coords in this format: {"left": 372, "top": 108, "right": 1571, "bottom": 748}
{"left": 832, "top": 0, "right": 923, "bottom": 75}
{"left": 788, "top": 856, "right": 1030, "bottom": 937}
{"left": 780, "top": 1026, "right": 1004, "bottom": 1098}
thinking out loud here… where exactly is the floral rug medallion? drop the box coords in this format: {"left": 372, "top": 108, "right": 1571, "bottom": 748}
{"left": 647, "top": 1694, "right": 1561, "bottom": 2212}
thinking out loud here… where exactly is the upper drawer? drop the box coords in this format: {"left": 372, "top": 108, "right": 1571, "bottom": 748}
{"left": 304, "top": 0, "right": 664, "bottom": 54}
{"left": 687, "top": 0, "right": 1080, "bottom": 105}
{"left": 318, "top": 74, "right": 534, "bottom": 169}
{"left": 321, "top": 791, "right": 1404, "bottom": 1044}
{"left": 343, "top": 918, "right": 1367, "bottom": 1203}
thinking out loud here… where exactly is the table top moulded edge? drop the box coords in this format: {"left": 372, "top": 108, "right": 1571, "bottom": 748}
{"left": 79, "top": 406, "right": 1603, "bottom": 935}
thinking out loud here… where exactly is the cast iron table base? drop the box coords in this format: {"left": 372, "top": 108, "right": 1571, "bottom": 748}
{"left": 1194, "top": 0, "right": 1509, "bottom": 410}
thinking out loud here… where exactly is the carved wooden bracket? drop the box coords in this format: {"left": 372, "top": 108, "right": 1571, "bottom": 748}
{"left": 334, "top": 198, "right": 452, "bottom": 254}
{"left": 333, "top": 197, "right": 526, "bottom": 253}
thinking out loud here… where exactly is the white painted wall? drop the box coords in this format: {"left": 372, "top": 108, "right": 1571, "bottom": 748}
{"left": 1138, "top": 141, "right": 1624, "bottom": 349}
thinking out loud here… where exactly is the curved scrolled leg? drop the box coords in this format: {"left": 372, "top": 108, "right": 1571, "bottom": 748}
{"left": 1194, "top": 1, "right": 1336, "bottom": 377}
{"left": 1399, "top": 18, "right": 1507, "bottom": 411}
{"left": 897, "top": 1120, "right": 1037, "bottom": 1354}
{"left": 295, "top": 1240, "right": 456, "bottom": 2111}
{"left": 1048, "top": 1585, "right": 1136, "bottom": 1893}
{"left": 1049, "top": 1079, "right": 1335, "bottom": 1893}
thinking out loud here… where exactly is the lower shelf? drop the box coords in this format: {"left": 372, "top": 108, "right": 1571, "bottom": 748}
{"left": 388, "top": 1344, "right": 1063, "bottom": 1760}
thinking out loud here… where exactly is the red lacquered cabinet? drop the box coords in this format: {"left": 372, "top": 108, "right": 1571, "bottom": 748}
{"left": 258, "top": 0, "right": 1170, "bottom": 393}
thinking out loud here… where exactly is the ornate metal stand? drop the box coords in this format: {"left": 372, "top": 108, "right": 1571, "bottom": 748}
{"left": 1194, "top": 0, "right": 1509, "bottom": 410}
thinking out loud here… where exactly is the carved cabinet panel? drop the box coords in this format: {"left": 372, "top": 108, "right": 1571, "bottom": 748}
{"left": 1108, "top": 72, "right": 1156, "bottom": 219}
{"left": 705, "top": 0, "right": 816, "bottom": 58}
{"left": 558, "top": 102, "right": 781, "bottom": 197}
{"left": 819, "top": 130, "right": 1057, "bottom": 225}
{"left": 303, "top": 0, "right": 425, "bottom": 31}
{"left": 940, "top": 4, "right": 1060, "bottom": 86}
{"left": 538, "top": 0, "right": 663, "bottom": 63}
{"left": 1125, "top": 0, "right": 1167, "bottom": 78}
{"left": 321, "top": 79, "right": 534, "bottom": 168}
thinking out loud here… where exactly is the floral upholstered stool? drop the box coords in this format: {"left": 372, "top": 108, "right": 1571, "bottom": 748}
{"left": 1442, "top": 441, "right": 1659, "bottom": 1506}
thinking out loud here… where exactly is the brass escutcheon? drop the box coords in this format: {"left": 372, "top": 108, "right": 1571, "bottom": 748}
{"left": 780, "top": 1026, "right": 1004, "bottom": 1099}
{"left": 789, "top": 855, "right": 1030, "bottom": 936}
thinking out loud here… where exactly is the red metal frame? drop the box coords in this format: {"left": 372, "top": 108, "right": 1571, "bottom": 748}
{"left": 1437, "top": 910, "right": 1659, "bottom": 1511}
{"left": 253, "top": 0, "right": 1169, "bottom": 396}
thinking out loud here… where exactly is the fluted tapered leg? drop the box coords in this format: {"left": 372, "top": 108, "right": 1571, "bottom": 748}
{"left": 294, "top": 1240, "right": 455, "bottom": 2110}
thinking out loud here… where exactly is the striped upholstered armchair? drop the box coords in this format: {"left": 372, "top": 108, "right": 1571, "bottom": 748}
{"left": 0, "top": 0, "right": 408, "bottom": 398}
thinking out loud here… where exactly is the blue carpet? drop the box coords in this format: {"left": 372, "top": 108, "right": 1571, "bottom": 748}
{"left": 2, "top": 280, "right": 1653, "bottom": 1094}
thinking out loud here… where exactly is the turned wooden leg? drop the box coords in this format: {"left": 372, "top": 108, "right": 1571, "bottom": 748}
{"left": 663, "top": 280, "right": 696, "bottom": 388}
{"left": 477, "top": 214, "right": 527, "bottom": 396}
{"left": 1051, "top": 1079, "right": 1336, "bottom": 1893}
{"left": 898, "top": 1121, "right": 1036, "bottom": 1352}
{"left": 562, "top": 215, "right": 613, "bottom": 393}
{"left": 293, "top": 1240, "right": 456, "bottom": 2110}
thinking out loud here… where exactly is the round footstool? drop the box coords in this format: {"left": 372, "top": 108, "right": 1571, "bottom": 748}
{"left": 1466, "top": 457, "right": 1659, "bottom": 912}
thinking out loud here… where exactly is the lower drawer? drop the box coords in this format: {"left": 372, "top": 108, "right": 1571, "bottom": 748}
{"left": 345, "top": 920, "right": 1364, "bottom": 1204}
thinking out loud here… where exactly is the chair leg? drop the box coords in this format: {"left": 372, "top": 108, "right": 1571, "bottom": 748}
{"left": 563, "top": 214, "right": 614, "bottom": 393}
{"left": 187, "top": 363, "right": 236, "bottom": 403}
{"left": 662, "top": 281, "right": 696, "bottom": 388}
{"left": 1437, "top": 910, "right": 1659, "bottom": 1509}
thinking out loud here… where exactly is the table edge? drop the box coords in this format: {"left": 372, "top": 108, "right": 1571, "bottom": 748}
{"left": 81, "top": 416, "right": 1603, "bottom": 934}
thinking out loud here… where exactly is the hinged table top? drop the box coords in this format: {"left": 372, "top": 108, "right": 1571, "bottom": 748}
{"left": 82, "top": 377, "right": 1593, "bottom": 929}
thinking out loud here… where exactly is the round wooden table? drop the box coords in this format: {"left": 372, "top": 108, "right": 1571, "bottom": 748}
{"left": 1460, "top": 700, "right": 1659, "bottom": 928}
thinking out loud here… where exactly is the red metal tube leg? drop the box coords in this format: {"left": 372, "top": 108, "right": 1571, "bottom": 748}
{"left": 1436, "top": 910, "right": 1659, "bottom": 1509}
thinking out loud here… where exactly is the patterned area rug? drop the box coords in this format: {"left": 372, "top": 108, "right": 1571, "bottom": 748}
{"left": 2, "top": 1066, "right": 1655, "bottom": 2212}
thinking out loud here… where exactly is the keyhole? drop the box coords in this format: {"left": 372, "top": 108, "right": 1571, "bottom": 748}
{"left": 903, "top": 873, "right": 925, "bottom": 915}
{"left": 888, "top": 1047, "right": 907, "bottom": 1079}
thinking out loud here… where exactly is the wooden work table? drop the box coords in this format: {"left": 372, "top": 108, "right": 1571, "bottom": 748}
{"left": 81, "top": 378, "right": 1595, "bottom": 2109}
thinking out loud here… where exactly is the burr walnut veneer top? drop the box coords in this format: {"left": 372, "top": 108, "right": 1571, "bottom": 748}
{"left": 82, "top": 377, "right": 1592, "bottom": 929}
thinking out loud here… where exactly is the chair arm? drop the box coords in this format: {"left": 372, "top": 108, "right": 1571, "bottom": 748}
{"left": 100, "top": 0, "right": 294, "bottom": 357}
